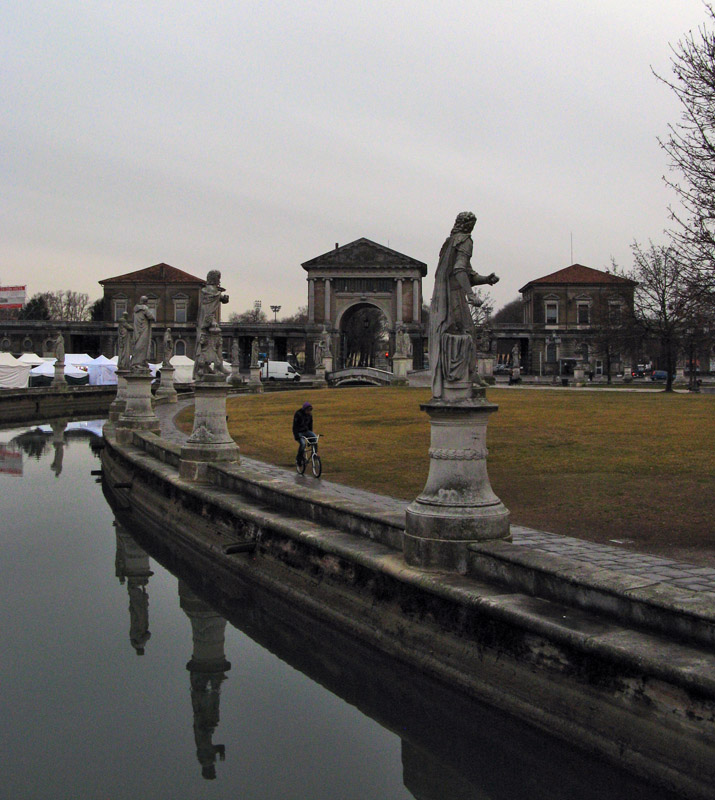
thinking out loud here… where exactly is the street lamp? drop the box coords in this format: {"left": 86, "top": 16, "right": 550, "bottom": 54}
{"left": 270, "top": 304, "right": 281, "bottom": 322}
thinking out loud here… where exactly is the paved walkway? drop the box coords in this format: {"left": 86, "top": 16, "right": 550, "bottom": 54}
{"left": 156, "top": 395, "right": 715, "bottom": 596}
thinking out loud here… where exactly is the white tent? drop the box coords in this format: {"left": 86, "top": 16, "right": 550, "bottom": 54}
{"left": 30, "top": 360, "right": 86, "bottom": 379}
{"left": 0, "top": 352, "right": 31, "bottom": 388}
{"left": 169, "top": 355, "right": 195, "bottom": 384}
{"left": 87, "top": 355, "right": 118, "bottom": 385}
{"left": 17, "top": 352, "right": 46, "bottom": 367}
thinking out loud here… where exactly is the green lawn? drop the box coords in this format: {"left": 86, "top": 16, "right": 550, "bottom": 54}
{"left": 176, "top": 387, "right": 715, "bottom": 563}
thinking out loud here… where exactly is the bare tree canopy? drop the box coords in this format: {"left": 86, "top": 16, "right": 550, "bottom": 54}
{"left": 20, "top": 290, "right": 91, "bottom": 321}
{"left": 280, "top": 305, "right": 308, "bottom": 324}
{"left": 655, "top": 5, "right": 715, "bottom": 305}
{"left": 228, "top": 306, "right": 267, "bottom": 323}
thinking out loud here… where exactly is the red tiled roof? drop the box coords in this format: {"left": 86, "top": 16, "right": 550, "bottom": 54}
{"left": 99, "top": 263, "right": 205, "bottom": 285}
{"left": 519, "top": 264, "right": 636, "bottom": 292}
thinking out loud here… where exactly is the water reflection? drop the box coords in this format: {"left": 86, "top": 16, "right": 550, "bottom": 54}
{"left": 179, "top": 581, "right": 231, "bottom": 780}
{"left": 109, "top": 511, "right": 679, "bottom": 800}
{"left": 114, "top": 521, "right": 153, "bottom": 655}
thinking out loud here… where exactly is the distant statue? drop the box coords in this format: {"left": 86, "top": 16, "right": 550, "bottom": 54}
{"left": 163, "top": 328, "right": 174, "bottom": 367}
{"left": 429, "top": 212, "right": 499, "bottom": 399}
{"left": 314, "top": 338, "right": 325, "bottom": 368}
{"left": 395, "top": 325, "right": 411, "bottom": 357}
{"left": 250, "top": 338, "right": 259, "bottom": 368}
{"left": 322, "top": 326, "right": 332, "bottom": 357}
{"left": 117, "top": 312, "right": 133, "bottom": 370}
{"left": 131, "top": 296, "right": 156, "bottom": 371}
{"left": 511, "top": 343, "right": 520, "bottom": 368}
{"left": 231, "top": 339, "right": 239, "bottom": 366}
{"left": 197, "top": 270, "right": 229, "bottom": 334}
{"left": 193, "top": 321, "right": 229, "bottom": 380}
{"left": 52, "top": 331, "right": 65, "bottom": 364}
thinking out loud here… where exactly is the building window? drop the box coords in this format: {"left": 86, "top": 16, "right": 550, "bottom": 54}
{"left": 577, "top": 302, "right": 590, "bottom": 325}
{"left": 146, "top": 295, "right": 159, "bottom": 316}
{"left": 149, "top": 338, "right": 157, "bottom": 361}
{"left": 173, "top": 297, "right": 188, "bottom": 323}
{"left": 113, "top": 298, "right": 128, "bottom": 321}
{"left": 175, "top": 339, "right": 186, "bottom": 356}
{"left": 23, "top": 338, "right": 34, "bottom": 352}
{"left": 545, "top": 301, "right": 558, "bottom": 325}
{"left": 608, "top": 301, "right": 622, "bottom": 323}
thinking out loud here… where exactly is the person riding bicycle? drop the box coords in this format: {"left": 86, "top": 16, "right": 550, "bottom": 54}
{"left": 293, "top": 401, "right": 317, "bottom": 466}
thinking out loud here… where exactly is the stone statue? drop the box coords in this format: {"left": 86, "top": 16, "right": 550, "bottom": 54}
{"left": 193, "top": 321, "right": 229, "bottom": 380}
{"left": 117, "top": 312, "right": 133, "bottom": 370}
{"left": 131, "top": 296, "right": 156, "bottom": 371}
{"left": 163, "top": 328, "right": 174, "bottom": 367}
{"left": 314, "top": 338, "right": 325, "bottom": 368}
{"left": 322, "top": 326, "right": 332, "bottom": 357}
{"left": 395, "top": 325, "right": 411, "bottom": 357}
{"left": 52, "top": 331, "right": 65, "bottom": 364}
{"left": 429, "top": 212, "right": 499, "bottom": 400}
{"left": 511, "top": 343, "right": 520, "bottom": 368}
{"left": 197, "top": 270, "right": 229, "bottom": 334}
{"left": 250, "top": 338, "right": 259, "bottom": 368}
{"left": 231, "top": 339, "right": 239, "bottom": 366}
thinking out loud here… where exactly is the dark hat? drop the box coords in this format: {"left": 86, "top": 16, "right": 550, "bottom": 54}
{"left": 302, "top": 401, "right": 312, "bottom": 409}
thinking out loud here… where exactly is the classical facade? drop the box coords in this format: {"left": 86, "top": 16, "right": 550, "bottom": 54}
{"left": 301, "top": 238, "right": 427, "bottom": 371}
{"left": 491, "top": 264, "right": 637, "bottom": 377}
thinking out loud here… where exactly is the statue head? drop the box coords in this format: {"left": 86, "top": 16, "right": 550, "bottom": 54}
{"left": 451, "top": 211, "right": 477, "bottom": 235}
{"left": 139, "top": 295, "right": 148, "bottom": 304}
{"left": 206, "top": 270, "right": 221, "bottom": 286}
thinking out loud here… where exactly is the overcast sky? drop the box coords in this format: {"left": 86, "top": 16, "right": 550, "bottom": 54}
{"left": 2, "top": 0, "right": 709, "bottom": 317}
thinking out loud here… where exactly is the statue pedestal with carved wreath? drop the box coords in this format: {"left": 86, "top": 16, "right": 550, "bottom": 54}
{"left": 156, "top": 365, "right": 178, "bottom": 403}
{"left": 179, "top": 375, "right": 239, "bottom": 482}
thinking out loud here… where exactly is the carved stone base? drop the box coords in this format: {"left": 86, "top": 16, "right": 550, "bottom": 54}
{"left": 228, "top": 364, "right": 243, "bottom": 385}
{"left": 155, "top": 365, "right": 178, "bottom": 403}
{"left": 404, "top": 397, "right": 510, "bottom": 573}
{"left": 52, "top": 363, "right": 67, "bottom": 389}
{"left": 116, "top": 371, "right": 161, "bottom": 443}
{"left": 109, "top": 371, "right": 129, "bottom": 422}
{"left": 393, "top": 355, "right": 408, "bottom": 381}
{"left": 315, "top": 364, "right": 327, "bottom": 384}
{"left": 179, "top": 375, "right": 239, "bottom": 482}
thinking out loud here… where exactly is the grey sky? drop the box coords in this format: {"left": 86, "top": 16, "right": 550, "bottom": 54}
{"left": 2, "top": 0, "right": 707, "bottom": 317}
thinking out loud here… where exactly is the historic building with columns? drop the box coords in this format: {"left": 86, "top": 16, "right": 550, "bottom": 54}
{"left": 301, "top": 238, "right": 427, "bottom": 371}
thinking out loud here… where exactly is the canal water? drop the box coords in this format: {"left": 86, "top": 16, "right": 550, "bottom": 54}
{"left": 0, "top": 420, "right": 681, "bottom": 800}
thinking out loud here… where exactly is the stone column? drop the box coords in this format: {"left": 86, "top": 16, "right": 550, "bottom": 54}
{"left": 109, "top": 369, "right": 129, "bottom": 422}
{"left": 324, "top": 278, "right": 331, "bottom": 323}
{"left": 52, "top": 360, "right": 66, "bottom": 389}
{"left": 396, "top": 278, "right": 403, "bottom": 323}
{"left": 413, "top": 279, "right": 420, "bottom": 322}
{"left": 404, "top": 396, "right": 510, "bottom": 573}
{"left": 179, "top": 374, "right": 239, "bottom": 482}
{"left": 308, "top": 279, "right": 315, "bottom": 323}
{"left": 155, "top": 365, "right": 178, "bottom": 403}
{"left": 116, "top": 370, "right": 161, "bottom": 443}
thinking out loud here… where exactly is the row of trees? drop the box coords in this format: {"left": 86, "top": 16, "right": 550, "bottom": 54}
{"left": 18, "top": 290, "right": 103, "bottom": 322}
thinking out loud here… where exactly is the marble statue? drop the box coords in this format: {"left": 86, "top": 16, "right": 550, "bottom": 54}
{"left": 117, "top": 312, "right": 133, "bottom": 370}
{"left": 250, "top": 338, "right": 259, "bottom": 368}
{"left": 193, "top": 321, "right": 229, "bottom": 380}
{"left": 197, "top": 270, "right": 229, "bottom": 334}
{"left": 429, "top": 212, "right": 499, "bottom": 399}
{"left": 322, "top": 326, "right": 332, "bottom": 357}
{"left": 52, "top": 331, "right": 65, "bottom": 363}
{"left": 163, "top": 328, "right": 174, "bottom": 367}
{"left": 314, "top": 338, "right": 324, "bottom": 368}
{"left": 130, "top": 296, "right": 156, "bottom": 371}
{"left": 231, "top": 339, "right": 239, "bottom": 366}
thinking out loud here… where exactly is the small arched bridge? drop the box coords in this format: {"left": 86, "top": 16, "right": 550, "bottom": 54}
{"left": 327, "top": 367, "right": 399, "bottom": 387}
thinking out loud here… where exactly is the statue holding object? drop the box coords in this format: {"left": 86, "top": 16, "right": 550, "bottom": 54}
{"left": 429, "top": 212, "right": 499, "bottom": 400}
{"left": 193, "top": 271, "right": 230, "bottom": 381}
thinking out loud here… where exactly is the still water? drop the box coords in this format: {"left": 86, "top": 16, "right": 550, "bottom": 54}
{"left": 0, "top": 420, "right": 680, "bottom": 800}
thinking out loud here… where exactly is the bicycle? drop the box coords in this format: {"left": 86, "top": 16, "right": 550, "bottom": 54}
{"left": 296, "top": 434, "right": 322, "bottom": 477}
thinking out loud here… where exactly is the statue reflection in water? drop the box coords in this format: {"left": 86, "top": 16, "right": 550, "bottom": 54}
{"left": 179, "top": 580, "right": 231, "bottom": 780}
{"left": 49, "top": 419, "right": 67, "bottom": 477}
{"left": 114, "top": 521, "right": 153, "bottom": 655}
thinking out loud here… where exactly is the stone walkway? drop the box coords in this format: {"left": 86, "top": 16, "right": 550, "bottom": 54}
{"left": 156, "top": 395, "right": 715, "bottom": 596}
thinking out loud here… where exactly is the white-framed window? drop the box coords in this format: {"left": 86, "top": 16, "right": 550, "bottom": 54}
{"left": 577, "top": 301, "right": 590, "bottom": 325}
{"left": 545, "top": 301, "right": 559, "bottom": 325}
{"left": 173, "top": 294, "right": 188, "bottom": 323}
{"left": 595, "top": 360, "right": 604, "bottom": 376}
{"left": 175, "top": 339, "right": 186, "bottom": 356}
{"left": 113, "top": 296, "right": 128, "bottom": 321}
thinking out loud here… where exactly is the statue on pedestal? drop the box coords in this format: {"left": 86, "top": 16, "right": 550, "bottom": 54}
{"left": 314, "top": 339, "right": 325, "bottom": 368}
{"left": 194, "top": 271, "right": 229, "bottom": 381}
{"left": 194, "top": 322, "right": 229, "bottom": 380}
{"left": 52, "top": 331, "right": 65, "bottom": 364}
{"left": 231, "top": 339, "right": 239, "bottom": 366}
{"left": 117, "top": 312, "right": 133, "bottom": 370}
{"left": 429, "top": 212, "right": 499, "bottom": 400}
{"left": 197, "top": 270, "right": 229, "bottom": 333}
{"left": 163, "top": 328, "right": 174, "bottom": 367}
{"left": 250, "top": 338, "right": 259, "bottom": 369}
{"left": 130, "top": 296, "right": 155, "bottom": 372}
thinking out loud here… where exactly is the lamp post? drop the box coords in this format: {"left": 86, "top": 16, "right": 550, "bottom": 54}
{"left": 270, "top": 304, "right": 281, "bottom": 322}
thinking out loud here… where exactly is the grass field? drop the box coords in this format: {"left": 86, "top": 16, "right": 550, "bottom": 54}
{"left": 176, "top": 387, "right": 715, "bottom": 564}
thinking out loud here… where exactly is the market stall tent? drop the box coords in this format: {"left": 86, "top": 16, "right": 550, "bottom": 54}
{"left": 0, "top": 353, "right": 31, "bottom": 388}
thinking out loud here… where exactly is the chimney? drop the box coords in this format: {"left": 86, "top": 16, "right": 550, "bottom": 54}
{"left": 335, "top": 242, "right": 339, "bottom": 250}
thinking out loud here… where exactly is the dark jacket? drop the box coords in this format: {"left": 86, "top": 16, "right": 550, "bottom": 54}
{"left": 292, "top": 408, "right": 313, "bottom": 441}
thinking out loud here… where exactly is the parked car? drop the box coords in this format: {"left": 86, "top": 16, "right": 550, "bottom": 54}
{"left": 494, "top": 363, "right": 511, "bottom": 374}
{"left": 650, "top": 370, "right": 675, "bottom": 381}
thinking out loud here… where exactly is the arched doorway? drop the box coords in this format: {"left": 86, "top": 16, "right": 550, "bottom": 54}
{"left": 338, "top": 303, "right": 390, "bottom": 369}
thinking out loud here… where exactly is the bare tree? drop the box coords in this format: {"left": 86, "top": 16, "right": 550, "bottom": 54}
{"left": 228, "top": 306, "right": 267, "bottom": 323}
{"left": 655, "top": 6, "right": 715, "bottom": 306}
{"left": 627, "top": 243, "right": 694, "bottom": 392}
{"left": 41, "top": 290, "right": 92, "bottom": 321}
{"left": 280, "top": 305, "right": 308, "bottom": 324}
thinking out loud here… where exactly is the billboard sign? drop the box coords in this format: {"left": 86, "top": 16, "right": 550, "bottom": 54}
{"left": 0, "top": 286, "right": 26, "bottom": 309}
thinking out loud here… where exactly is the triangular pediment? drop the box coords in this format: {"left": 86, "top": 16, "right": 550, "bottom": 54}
{"left": 302, "top": 238, "right": 427, "bottom": 275}
{"left": 99, "top": 263, "right": 205, "bottom": 285}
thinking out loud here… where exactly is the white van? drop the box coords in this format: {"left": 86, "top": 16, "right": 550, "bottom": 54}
{"left": 260, "top": 361, "right": 301, "bottom": 381}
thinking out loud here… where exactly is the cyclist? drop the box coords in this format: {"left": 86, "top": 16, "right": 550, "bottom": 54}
{"left": 293, "top": 401, "right": 316, "bottom": 466}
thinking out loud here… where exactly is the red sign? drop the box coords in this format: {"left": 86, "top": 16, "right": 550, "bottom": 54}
{"left": 0, "top": 286, "right": 26, "bottom": 309}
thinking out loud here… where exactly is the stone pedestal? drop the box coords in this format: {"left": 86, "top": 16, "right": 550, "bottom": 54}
{"left": 476, "top": 352, "right": 494, "bottom": 381}
{"left": 179, "top": 375, "right": 239, "bottom": 482}
{"left": 248, "top": 366, "right": 262, "bottom": 392}
{"left": 155, "top": 365, "right": 178, "bottom": 403}
{"left": 315, "top": 364, "right": 327, "bottom": 384}
{"left": 574, "top": 364, "right": 586, "bottom": 386}
{"left": 52, "top": 362, "right": 66, "bottom": 389}
{"left": 109, "top": 370, "right": 129, "bottom": 422}
{"left": 323, "top": 355, "right": 333, "bottom": 373}
{"left": 228, "top": 363, "right": 243, "bottom": 386}
{"left": 404, "top": 395, "right": 510, "bottom": 573}
{"left": 392, "top": 355, "right": 409, "bottom": 383}
{"left": 116, "top": 371, "right": 161, "bottom": 443}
